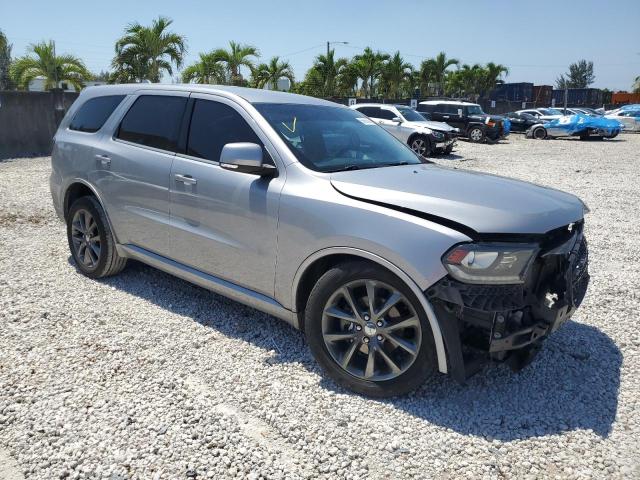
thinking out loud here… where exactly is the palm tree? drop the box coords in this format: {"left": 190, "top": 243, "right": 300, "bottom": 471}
{"left": 0, "top": 29, "right": 13, "bottom": 90}
{"left": 309, "top": 49, "right": 348, "bottom": 97}
{"left": 382, "top": 52, "right": 413, "bottom": 99}
{"left": 113, "top": 16, "right": 186, "bottom": 83}
{"left": 445, "top": 64, "right": 483, "bottom": 98}
{"left": 336, "top": 60, "right": 360, "bottom": 97}
{"left": 352, "top": 47, "right": 389, "bottom": 98}
{"left": 181, "top": 52, "right": 226, "bottom": 84}
{"left": 211, "top": 41, "right": 259, "bottom": 86}
{"left": 251, "top": 56, "right": 294, "bottom": 90}
{"left": 479, "top": 62, "right": 509, "bottom": 98}
{"left": 10, "top": 40, "right": 92, "bottom": 91}
{"left": 422, "top": 52, "right": 459, "bottom": 96}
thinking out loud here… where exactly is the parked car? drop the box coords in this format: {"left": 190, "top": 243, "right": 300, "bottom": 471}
{"left": 516, "top": 108, "right": 564, "bottom": 122}
{"left": 350, "top": 103, "right": 457, "bottom": 157}
{"left": 605, "top": 108, "right": 640, "bottom": 132}
{"left": 51, "top": 85, "right": 590, "bottom": 397}
{"left": 503, "top": 112, "right": 541, "bottom": 132}
{"left": 417, "top": 100, "right": 508, "bottom": 143}
{"left": 527, "top": 114, "right": 623, "bottom": 139}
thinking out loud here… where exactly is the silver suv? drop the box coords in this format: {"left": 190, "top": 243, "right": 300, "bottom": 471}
{"left": 51, "top": 85, "right": 590, "bottom": 397}
{"left": 350, "top": 103, "right": 458, "bottom": 157}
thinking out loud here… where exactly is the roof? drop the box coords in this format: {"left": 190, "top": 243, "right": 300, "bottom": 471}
{"left": 419, "top": 100, "right": 479, "bottom": 106}
{"left": 80, "top": 83, "right": 341, "bottom": 107}
{"left": 350, "top": 103, "right": 402, "bottom": 109}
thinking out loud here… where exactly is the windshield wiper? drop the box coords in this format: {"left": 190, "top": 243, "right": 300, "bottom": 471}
{"left": 326, "top": 164, "right": 363, "bottom": 172}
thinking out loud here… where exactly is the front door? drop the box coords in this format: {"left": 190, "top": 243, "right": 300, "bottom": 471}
{"left": 168, "top": 94, "right": 284, "bottom": 297}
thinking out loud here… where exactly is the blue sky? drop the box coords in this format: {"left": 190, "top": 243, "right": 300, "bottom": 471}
{"left": 2, "top": 0, "right": 639, "bottom": 90}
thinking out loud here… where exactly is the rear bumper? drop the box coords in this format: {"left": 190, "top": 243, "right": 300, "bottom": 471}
{"left": 427, "top": 229, "right": 589, "bottom": 383}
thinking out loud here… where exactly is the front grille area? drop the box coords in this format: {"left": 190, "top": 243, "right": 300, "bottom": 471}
{"left": 571, "top": 238, "right": 589, "bottom": 307}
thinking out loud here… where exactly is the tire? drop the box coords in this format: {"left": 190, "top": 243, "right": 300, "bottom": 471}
{"left": 409, "top": 135, "right": 432, "bottom": 158}
{"left": 533, "top": 127, "right": 547, "bottom": 140}
{"left": 66, "top": 196, "right": 127, "bottom": 279}
{"left": 607, "top": 132, "right": 619, "bottom": 139}
{"left": 467, "top": 126, "right": 485, "bottom": 143}
{"left": 444, "top": 144, "right": 454, "bottom": 155}
{"left": 304, "top": 261, "right": 437, "bottom": 397}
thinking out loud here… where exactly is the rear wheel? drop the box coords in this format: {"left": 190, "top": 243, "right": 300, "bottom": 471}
{"left": 533, "top": 127, "right": 547, "bottom": 140}
{"left": 409, "top": 135, "right": 432, "bottom": 158}
{"left": 467, "top": 126, "right": 485, "bottom": 143}
{"left": 66, "top": 196, "right": 127, "bottom": 278}
{"left": 304, "top": 261, "right": 437, "bottom": 397}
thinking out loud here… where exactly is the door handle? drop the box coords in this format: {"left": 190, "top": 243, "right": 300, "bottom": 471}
{"left": 442, "top": 115, "right": 450, "bottom": 119}
{"left": 95, "top": 154, "right": 111, "bottom": 167}
{"left": 174, "top": 173, "right": 197, "bottom": 185}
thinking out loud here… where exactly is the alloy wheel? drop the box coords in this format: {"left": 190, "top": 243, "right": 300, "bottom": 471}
{"left": 469, "top": 128, "right": 483, "bottom": 141}
{"left": 70, "top": 209, "right": 101, "bottom": 269}
{"left": 321, "top": 280, "right": 422, "bottom": 381}
{"left": 410, "top": 138, "right": 428, "bottom": 157}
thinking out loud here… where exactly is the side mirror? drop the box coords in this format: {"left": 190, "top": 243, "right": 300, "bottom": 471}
{"left": 457, "top": 109, "right": 463, "bottom": 117}
{"left": 220, "top": 142, "right": 276, "bottom": 176}
{"left": 392, "top": 117, "right": 403, "bottom": 124}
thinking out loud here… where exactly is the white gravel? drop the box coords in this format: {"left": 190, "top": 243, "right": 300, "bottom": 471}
{"left": 1, "top": 133, "right": 639, "bottom": 479}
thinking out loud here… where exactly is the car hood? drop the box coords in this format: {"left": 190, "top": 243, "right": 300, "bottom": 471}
{"left": 330, "top": 164, "right": 584, "bottom": 235}
{"left": 404, "top": 120, "right": 457, "bottom": 132}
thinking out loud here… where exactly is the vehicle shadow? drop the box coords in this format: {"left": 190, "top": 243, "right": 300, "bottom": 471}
{"left": 86, "top": 259, "right": 621, "bottom": 442}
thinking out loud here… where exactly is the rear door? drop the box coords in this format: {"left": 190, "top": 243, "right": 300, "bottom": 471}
{"left": 93, "top": 91, "right": 189, "bottom": 256}
{"left": 443, "top": 104, "right": 465, "bottom": 130}
{"left": 168, "top": 94, "right": 284, "bottom": 296}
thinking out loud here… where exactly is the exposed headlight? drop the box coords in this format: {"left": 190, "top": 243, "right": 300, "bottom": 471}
{"left": 431, "top": 131, "right": 445, "bottom": 140}
{"left": 442, "top": 243, "right": 538, "bottom": 284}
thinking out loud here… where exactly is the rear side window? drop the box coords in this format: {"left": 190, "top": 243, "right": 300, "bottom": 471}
{"left": 417, "top": 104, "right": 434, "bottom": 114}
{"left": 117, "top": 95, "right": 187, "bottom": 151}
{"left": 187, "top": 99, "right": 262, "bottom": 162}
{"left": 69, "top": 95, "right": 125, "bottom": 133}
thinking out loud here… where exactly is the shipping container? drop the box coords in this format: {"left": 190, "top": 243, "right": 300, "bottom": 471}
{"left": 489, "top": 82, "right": 534, "bottom": 102}
{"left": 532, "top": 85, "right": 553, "bottom": 105}
{"left": 552, "top": 88, "right": 602, "bottom": 107}
{"left": 611, "top": 92, "right": 640, "bottom": 105}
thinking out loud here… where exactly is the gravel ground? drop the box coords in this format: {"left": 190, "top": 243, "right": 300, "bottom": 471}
{"left": 1, "top": 133, "right": 639, "bottom": 479}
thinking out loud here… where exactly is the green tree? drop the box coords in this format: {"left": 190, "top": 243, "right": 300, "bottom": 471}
{"left": 556, "top": 59, "right": 595, "bottom": 89}
{"left": 181, "top": 52, "right": 226, "bottom": 84}
{"left": 381, "top": 52, "right": 413, "bottom": 99}
{"left": 251, "top": 56, "right": 294, "bottom": 90}
{"left": 211, "top": 41, "right": 259, "bottom": 86}
{"left": 352, "top": 47, "right": 389, "bottom": 98}
{"left": 633, "top": 76, "right": 640, "bottom": 94}
{"left": 0, "top": 29, "right": 14, "bottom": 90}
{"left": 445, "top": 64, "right": 483, "bottom": 98}
{"left": 10, "top": 40, "right": 92, "bottom": 91}
{"left": 113, "top": 16, "right": 186, "bottom": 83}
{"left": 478, "top": 62, "right": 509, "bottom": 98}
{"left": 336, "top": 60, "right": 360, "bottom": 97}
{"left": 421, "top": 52, "right": 459, "bottom": 96}
{"left": 307, "top": 49, "right": 348, "bottom": 97}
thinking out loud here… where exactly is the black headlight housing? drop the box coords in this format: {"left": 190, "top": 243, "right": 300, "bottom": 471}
{"left": 442, "top": 243, "right": 539, "bottom": 284}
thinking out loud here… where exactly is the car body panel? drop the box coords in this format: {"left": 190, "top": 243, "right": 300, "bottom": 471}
{"left": 329, "top": 163, "right": 584, "bottom": 234}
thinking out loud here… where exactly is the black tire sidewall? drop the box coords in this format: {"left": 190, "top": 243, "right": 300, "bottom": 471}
{"left": 304, "top": 261, "right": 437, "bottom": 398}
{"left": 66, "top": 197, "right": 110, "bottom": 278}
{"left": 534, "top": 127, "right": 546, "bottom": 139}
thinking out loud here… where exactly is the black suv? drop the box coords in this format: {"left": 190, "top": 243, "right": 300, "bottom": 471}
{"left": 418, "top": 101, "right": 507, "bottom": 143}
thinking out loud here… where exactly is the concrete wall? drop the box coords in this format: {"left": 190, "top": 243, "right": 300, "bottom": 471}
{"left": 0, "top": 90, "right": 78, "bottom": 160}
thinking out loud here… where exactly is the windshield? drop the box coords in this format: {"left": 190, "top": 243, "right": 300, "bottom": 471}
{"left": 466, "top": 105, "right": 484, "bottom": 115}
{"left": 396, "top": 106, "right": 427, "bottom": 122}
{"left": 542, "top": 108, "right": 563, "bottom": 115}
{"left": 254, "top": 103, "right": 422, "bottom": 172}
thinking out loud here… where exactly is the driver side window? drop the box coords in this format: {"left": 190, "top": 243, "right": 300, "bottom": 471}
{"left": 187, "top": 99, "right": 266, "bottom": 163}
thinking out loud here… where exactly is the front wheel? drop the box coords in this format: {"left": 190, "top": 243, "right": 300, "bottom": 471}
{"left": 409, "top": 135, "right": 432, "bottom": 158}
{"left": 467, "top": 126, "right": 485, "bottom": 143}
{"left": 304, "top": 261, "right": 437, "bottom": 397}
{"left": 533, "top": 127, "right": 547, "bottom": 140}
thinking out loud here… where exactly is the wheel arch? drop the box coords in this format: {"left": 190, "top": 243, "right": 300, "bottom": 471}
{"left": 292, "top": 247, "right": 448, "bottom": 374}
{"left": 63, "top": 179, "right": 119, "bottom": 243}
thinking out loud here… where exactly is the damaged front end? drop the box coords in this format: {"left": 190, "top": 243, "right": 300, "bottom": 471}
{"left": 427, "top": 222, "right": 590, "bottom": 383}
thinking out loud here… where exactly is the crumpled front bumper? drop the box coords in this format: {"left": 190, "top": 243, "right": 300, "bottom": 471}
{"left": 427, "top": 227, "right": 589, "bottom": 383}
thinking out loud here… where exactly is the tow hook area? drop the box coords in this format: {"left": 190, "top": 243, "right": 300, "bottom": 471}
{"left": 504, "top": 342, "right": 543, "bottom": 372}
